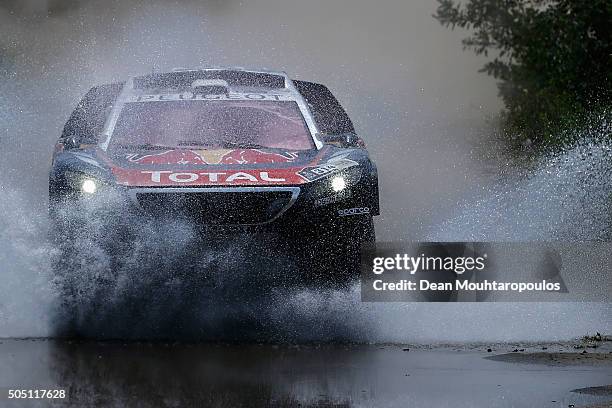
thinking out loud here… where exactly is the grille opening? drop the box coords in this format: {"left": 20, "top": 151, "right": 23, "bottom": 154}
{"left": 134, "top": 190, "right": 295, "bottom": 225}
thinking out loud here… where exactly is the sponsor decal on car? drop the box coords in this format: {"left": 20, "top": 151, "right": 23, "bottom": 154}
{"left": 111, "top": 151, "right": 357, "bottom": 187}
{"left": 142, "top": 170, "right": 287, "bottom": 184}
{"left": 338, "top": 207, "right": 370, "bottom": 217}
{"left": 298, "top": 153, "right": 358, "bottom": 182}
{"left": 130, "top": 92, "right": 294, "bottom": 102}
{"left": 111, "top": 166, "right": 306, "bottom": 186}
{"left": 314, "top": 191, "right": 352, "bottom": 207}
{"left": 126, "top": 149, "right": 299, "bottom": 165}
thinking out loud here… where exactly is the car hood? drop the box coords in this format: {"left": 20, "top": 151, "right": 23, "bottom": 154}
{"left": 112, "top": 147, "right": 315, "bottom": 166}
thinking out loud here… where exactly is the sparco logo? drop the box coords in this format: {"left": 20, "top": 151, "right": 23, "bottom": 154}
{"left": 338, "top": 207, "right": 370, "bottom": 217}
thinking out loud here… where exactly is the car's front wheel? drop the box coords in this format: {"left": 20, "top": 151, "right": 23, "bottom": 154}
{"left": 305, "top": 215, "right": 376, "bottom": 286}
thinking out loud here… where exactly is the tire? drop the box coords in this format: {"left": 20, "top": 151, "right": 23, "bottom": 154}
{"left": 310, "top": 216, "right": 376, "bottom": 286}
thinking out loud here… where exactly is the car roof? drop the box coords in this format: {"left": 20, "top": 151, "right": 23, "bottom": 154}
{"left": 122, "top": 67, "right": 302, "bottom": 101}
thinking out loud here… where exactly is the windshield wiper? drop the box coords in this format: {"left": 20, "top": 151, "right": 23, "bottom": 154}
{"left": 222, "top": 141, "right": 267, "bottom": 149}
{"left": 177, "top": 141, "right": 215, "bottom": 147}
{"left": 114, "top": 143, "right": 175, "bottom": 150}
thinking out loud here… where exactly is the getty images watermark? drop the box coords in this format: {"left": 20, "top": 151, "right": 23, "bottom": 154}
{"left": 358, "top": 242, "right": 611, "bottom": 302}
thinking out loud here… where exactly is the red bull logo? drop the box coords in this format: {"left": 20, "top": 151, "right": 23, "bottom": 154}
{"left": 126, "top": 149, "right": 298, "bottom": 165}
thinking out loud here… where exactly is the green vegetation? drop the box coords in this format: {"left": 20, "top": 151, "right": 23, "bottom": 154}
{"left": 434, "top": 0, "right": 611, "bottom": 150}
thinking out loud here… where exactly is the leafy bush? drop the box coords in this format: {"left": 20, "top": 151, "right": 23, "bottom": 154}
{"left": 435, "top": 0, "right": 611, "bottom": 149}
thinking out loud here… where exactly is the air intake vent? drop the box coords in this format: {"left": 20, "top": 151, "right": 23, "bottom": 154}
{"left": 191, "top": 79, "right": 229, "bottom": 95}
{"left": 134, "top": 189, "right": 297, "bottom": 225}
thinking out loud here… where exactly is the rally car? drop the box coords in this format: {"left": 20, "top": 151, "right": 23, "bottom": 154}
{"left": 49, "top": 68, "right": 379, "bottom": 281}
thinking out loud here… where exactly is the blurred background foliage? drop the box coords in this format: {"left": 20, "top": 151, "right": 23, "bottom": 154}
{"left": 435, "top": 0, "right": 612, "bottom": 150}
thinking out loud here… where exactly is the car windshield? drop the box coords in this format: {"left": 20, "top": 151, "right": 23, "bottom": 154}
{"left": 109, "top": 100, "right": 314, "bottom": 150}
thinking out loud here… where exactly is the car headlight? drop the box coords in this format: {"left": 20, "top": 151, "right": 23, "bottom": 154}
{"left": 331, "top": 166, "right": 362, "bottom": 189}
{"left": 312, "top": 166, "right": 362, "bottom": 198}
{"left": 331, "top": 176, "right": 346, "bottom": 192}
{"left": 63, "top": 171, "right": 104, "bottom": 196}
{"left": 81, "top": 178, "right": 98, "bottom": 194}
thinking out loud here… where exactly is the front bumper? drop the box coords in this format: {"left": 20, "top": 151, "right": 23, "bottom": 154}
{"left": 125, "top": 182, "right": 375, "bottom": 227}
{"left": 128, "top": 186, "right": 300, "bottom": 226}
{"left": 50, "top": 164, "right": 379, "bottom": 230}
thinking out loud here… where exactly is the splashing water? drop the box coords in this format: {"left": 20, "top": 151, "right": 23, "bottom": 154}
{"left": 430, "top": 137, "right": 612, "bottom": 241}
{"left": 0, "top": 187, "right": 56, "bottom": 337}
{"left": 1, "top": 136, "right": 611, "bottom": 343}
